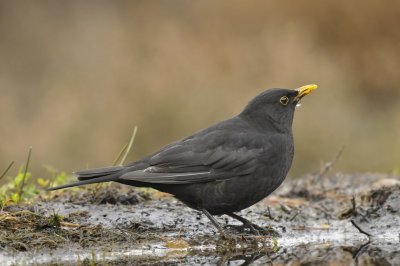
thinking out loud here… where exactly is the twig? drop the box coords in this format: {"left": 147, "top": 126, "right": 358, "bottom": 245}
{"left": 352, "top": 240, "right": 370, "bottom": 261}
{"left": 279, "top": 203, "right": 292, "bottom": 214}
{"left": 351, "top": 219, "right": 371, "bottom": 237}
{"left": 60, "top": 221, "right": 81, "bottom": 228}
{"left": 289, "top": 211, "right": 299, "bottom": 221}
{"left": 312, "top": 146, "right": 345, "bottom": 184}
{"left": 18, "top": 147, "right": 32, "bottom": 204}
{"left": 0, "top": 161, "right": 14, "bottom": 181}
{"left": 350, "top": 196, "right": 356, "bottom": 216}
{"left": 119, "top": 126, "right": 138, "bottom": 166}
{"left": 320, "top": 145, "right": 345, "bottom": 175}
{"left": 264, "top": 207, "right": 273, "bottom": 220}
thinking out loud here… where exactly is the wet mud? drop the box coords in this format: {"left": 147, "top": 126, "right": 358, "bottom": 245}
{"left": 1, "top": 173, "right": 399, "bottom": 265}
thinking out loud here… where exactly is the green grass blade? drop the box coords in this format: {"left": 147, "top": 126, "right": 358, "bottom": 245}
{"left": 119, "top": 126, "right": 138, "bottom": 166}
{"left": 18, "top": 146, "right": 32, "bottom": 204}
{"left": 0, "top": 161, "right": 14, "bottom": 181}
{"left": 112, "top": 143, "right": 128, "bottom": 166}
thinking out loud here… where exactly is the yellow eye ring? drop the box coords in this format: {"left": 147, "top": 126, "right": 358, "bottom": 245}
{"left": 280, "top": 96, "right": 289, "bottom": 106}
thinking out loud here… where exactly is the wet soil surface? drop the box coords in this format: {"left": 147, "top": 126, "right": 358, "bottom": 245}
{"left": 1, "top": 173, "right": 399, "bottom": 265}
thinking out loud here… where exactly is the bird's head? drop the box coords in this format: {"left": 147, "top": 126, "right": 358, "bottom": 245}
{"left": 240, "top": 84, "right": 317, "bottom": 132}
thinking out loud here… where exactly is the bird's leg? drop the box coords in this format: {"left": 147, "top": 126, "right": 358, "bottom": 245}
{"left": 227, "top": 213, "right": 264, "bottom": 234}
{"left": 201, "top": 209, "right": 231, "bottom": 239}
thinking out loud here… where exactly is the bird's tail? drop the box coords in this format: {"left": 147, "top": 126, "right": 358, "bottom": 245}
{"left": 46, "top": 166, "right": 125, "bottom": 191}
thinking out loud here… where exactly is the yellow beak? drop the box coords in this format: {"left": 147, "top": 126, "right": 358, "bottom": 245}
{"left": 294, "top": 84, "right": 317, "bottom": 101}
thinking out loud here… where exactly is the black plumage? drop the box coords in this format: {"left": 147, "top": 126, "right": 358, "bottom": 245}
{"left": 48, "top": 85, "right": 317, "bottom": 237}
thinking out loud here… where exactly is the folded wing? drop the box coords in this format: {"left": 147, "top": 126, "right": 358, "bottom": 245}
{"left": 120, "top": 126, "right": 267, "bottom": 185}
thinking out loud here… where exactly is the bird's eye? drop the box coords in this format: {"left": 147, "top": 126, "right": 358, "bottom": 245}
{"left": 279, "top": 96, "right": 289, "bottom": 106}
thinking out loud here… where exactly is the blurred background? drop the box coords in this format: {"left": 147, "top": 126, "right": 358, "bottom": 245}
{"left": 1, "top": 0, "right": 399, "bottom": 179}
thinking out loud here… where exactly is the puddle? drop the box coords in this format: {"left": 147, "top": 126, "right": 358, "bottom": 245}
{"left": 1, "top": 174, "right": 399, "bottom": 265}
{"left": 1, "top": 234, "right": 397, "bottom": 265}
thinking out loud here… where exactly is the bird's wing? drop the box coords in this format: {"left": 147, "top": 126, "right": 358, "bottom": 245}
{"left": 120, "top": 123, "right": 268, "bottom": 184}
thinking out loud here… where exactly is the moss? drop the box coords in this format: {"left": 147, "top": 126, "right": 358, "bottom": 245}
{"left": 0, "top": 207, "right": 159, "bottom": 252}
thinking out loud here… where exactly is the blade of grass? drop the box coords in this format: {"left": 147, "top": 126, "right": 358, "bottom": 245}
{"left": 18, "top": 146, "right": 32, "bottom": 204}
{"left": 112, "top": 143, "right": 128, "bottom": 166}
{"left": 0, "top": 161, "right": 14, "bottom": 181}
{"left": 119, "top": 126, "right": 138, "bottom": 166}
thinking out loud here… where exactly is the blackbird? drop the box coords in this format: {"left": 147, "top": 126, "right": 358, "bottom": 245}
{"left": 48, "top": 84, "right": 317, "bottom": 237}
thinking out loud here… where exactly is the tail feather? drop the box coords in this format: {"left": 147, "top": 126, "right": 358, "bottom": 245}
{"left": 46, "top": 174, "right": 120, "bottom": 191}
{"left": 47, "top": 166, "right": 125, "bottom": 191}
{"left": 75, "top": 166, "right": 125, "bottom": 180}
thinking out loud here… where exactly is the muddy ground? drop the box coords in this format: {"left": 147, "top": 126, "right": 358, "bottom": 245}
{"left": 1, "top": 173, "right": 399, "bottom": 265}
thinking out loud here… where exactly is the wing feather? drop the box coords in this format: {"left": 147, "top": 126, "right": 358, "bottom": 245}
{"left": 120, "top": 170, "right": 211, "bottom": 184}
{"left": 119, "top": 117, "right": 270, "bottom": 185}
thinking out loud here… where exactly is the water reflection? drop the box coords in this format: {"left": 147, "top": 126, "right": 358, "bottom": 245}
{"left": 1, "top": 240, "right": 399, "bottom": 265}
{"left": 213, "top": 242, "right": 400, "bottom": 266}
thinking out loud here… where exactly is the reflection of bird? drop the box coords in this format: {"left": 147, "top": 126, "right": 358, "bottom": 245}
{"left": 48, "top": 84, "right": 317, "bottom": 238}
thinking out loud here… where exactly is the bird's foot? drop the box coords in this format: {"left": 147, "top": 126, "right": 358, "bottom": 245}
{"left": 226, "top": 213, "right": 280, "bottom": 237}
{"left": 226, "top": 222, "right": 280, "bottom": 237}
{"left": 243, "top": 222, "right": 263, "bottom": 235}
{"left": 252, "top": 225, "right": 280, "bottom": 237}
